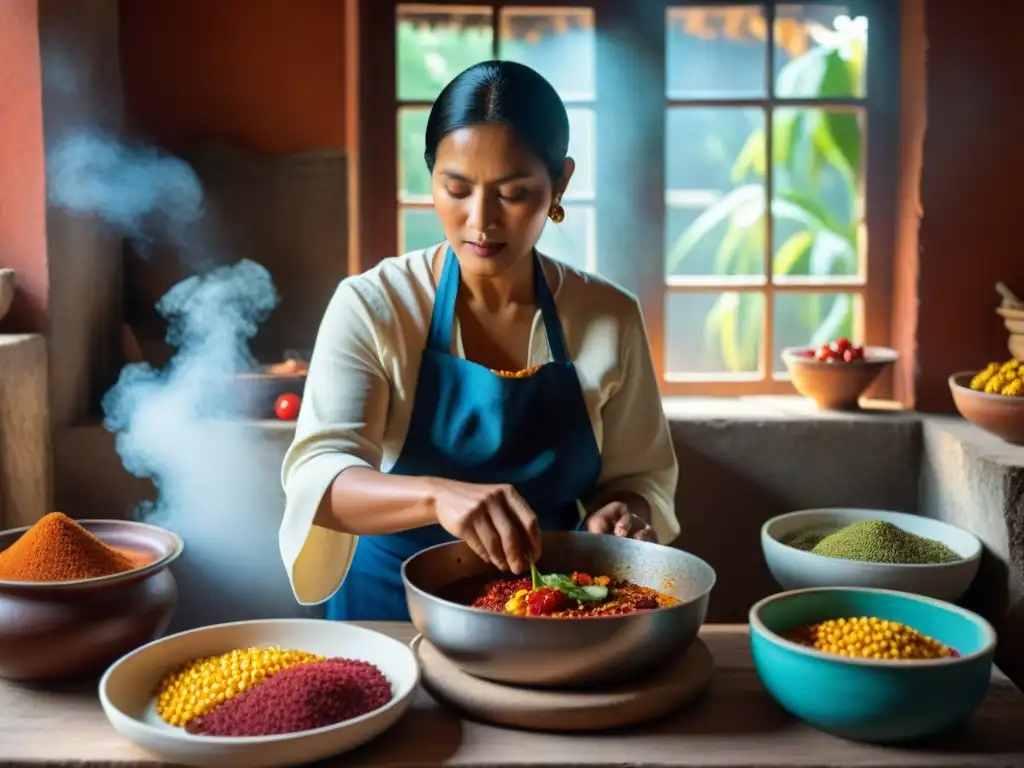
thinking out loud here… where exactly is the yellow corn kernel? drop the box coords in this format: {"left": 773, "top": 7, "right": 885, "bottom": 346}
{"left": 999, "top": 359, "right": 1020, "bottom": 374}
{"left": 153, "top": 646, "right": 324, "bottom": 727}
{"left": 593, "top": 575, "right": 611, "bottom": 587}
{"left": 792, "top": 617, "right": 955, "bottom": 660}
{"left": 971, "top": 362, "right": 1001, "bottom": 390}
{"left": 1002, "top": 379, "right": 1024, "bottom": 397}
{"left": 984, "top": 374, "right": 1007, "bottom": 394}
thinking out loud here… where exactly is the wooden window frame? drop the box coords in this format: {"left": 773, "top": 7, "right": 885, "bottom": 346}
{"left": 348, "top": 0, "right": 900, "bottom": 398}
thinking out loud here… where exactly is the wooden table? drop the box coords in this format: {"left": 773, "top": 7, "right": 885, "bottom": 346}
{"left": 1, "top": 623, "right": 1023, "bottom": 767}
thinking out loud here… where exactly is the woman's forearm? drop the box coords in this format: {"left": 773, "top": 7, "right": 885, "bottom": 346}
{"left": 313, "top": 467, "right": 440, "bottom": 535}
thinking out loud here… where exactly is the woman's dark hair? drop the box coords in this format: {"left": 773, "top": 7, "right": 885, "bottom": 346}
{"left": 424, "top": 60, "right": 570, "bottom": 182}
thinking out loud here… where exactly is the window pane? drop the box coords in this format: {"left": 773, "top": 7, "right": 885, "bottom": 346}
{"left": 564, "top": 108, "right": 595, "bottom": 200}
{"left": 398, "top": 107, "right": 430, "bottom": 202}
{"left": 399, "top": 207, "right": 446, "bottom": 253}
{"left": 397, "top": 5, "right": 493, "bottom": 102}
{"left": 537, "top": 204, "right": 594, "bottom": 273}
{"left": 499, "top": 8, "right": 595, "bottom": 100}
{"left": 771, "top": 108, "right": 864, "bottom": 279}
{"left": 665, "top": 107, "right": 766, "bottom": 278}
{"left": 665, "top": 291, "right": 765, "bottom": 375}
{"left": 666, "top": 6, "right": 767, "bottom": 99}
{"left": 773, "top": 291, "right": 862, "bottom": 372}
{"left": 774, "top": 5, "right": 867, "bottom": 98}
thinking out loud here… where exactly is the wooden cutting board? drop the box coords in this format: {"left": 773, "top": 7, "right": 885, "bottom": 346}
{"left": 413, "top": 635, "right": 714, "bottom": 732}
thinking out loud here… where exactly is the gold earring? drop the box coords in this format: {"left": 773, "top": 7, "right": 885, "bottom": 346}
{"left": 549, "top": 202, "right": 565, "bottom": 223}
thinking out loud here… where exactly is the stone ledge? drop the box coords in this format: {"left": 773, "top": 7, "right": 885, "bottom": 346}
{"left": 665, "top": 398, "right": 922, "bottom": 621}
{"left": 48, "top": 399, "right": 1024, "bottom": 675}
{"left": 0, "top": 334, "right": 50, "bottom": 530}
{"left": 918, "top": 415, "right": 1024, "bottom": 690}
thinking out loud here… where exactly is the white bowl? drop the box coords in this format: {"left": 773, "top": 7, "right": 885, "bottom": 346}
{"left": 99, "top": 619, "right": 419, "bottom": 768}
{"left": 761, "top": 508, "right": 982, "bottom": 603}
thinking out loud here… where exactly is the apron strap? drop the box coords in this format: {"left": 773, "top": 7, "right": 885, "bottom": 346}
{"left": 533, "top": 250, "right": 569, "bottom": 364}
{"left": 426, "top": 245, "right": 570, "bottom": 365}
{"left": 426, "top": 246, "right": 460, "bottom": 352}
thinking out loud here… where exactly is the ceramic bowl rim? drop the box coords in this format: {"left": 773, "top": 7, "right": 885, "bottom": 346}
{"left": 781, "top": 345, "right": 900, "bottom": 367}
{"left": 0, "top": 518, "right": 184, "bottom": 589}
{"left": 97, "top": 618, "right": 420, "bottom": 746}
{"left": 761, "top": 508, "right": 983, "bottom": 570}
{"left": 749, "top": 586, "right": 997, "bottom": 669}
{"left": 949, "top": 370, "right": 1024, "bottom": 404}
{"left": 400, "top": 531, "right": 718, "bottom": 623}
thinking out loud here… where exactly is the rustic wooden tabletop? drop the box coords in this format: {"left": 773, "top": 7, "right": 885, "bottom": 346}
{"left": 1, "top": 623, "right": 1022, "bottom": 767}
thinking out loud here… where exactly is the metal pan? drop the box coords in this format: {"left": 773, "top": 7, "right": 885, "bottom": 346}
{"left": 401, "top": 531, "right": 716, "bottom": 687}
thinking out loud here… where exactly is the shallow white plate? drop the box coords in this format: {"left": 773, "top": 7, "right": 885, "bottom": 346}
{"left": 761, "top": 508, "right": 982, "bottom": 603}
{"left": 99, "top": 619, "right": 419, "bottom": 768}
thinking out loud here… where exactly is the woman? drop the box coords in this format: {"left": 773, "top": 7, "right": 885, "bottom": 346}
{"left": 279, "top": 60, "right": 679, "bottom": 621}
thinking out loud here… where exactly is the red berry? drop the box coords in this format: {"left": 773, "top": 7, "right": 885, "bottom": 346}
{"left": 834, "top": 337, "right": 851, "bottom": 352}
{"left": 275, "top": 393, "right": 302, "bottom": 421}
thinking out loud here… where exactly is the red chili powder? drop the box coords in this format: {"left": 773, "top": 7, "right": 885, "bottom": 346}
{"left": 188, "top": 658, "right": 393, "bottom": 737}
{"left": 0, "top": 512, "right": 149, "bottom": 582}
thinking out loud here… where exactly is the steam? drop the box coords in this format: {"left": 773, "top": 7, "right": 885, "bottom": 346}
{"left": 101, "top": 260, "right": 277, "bottom": 483}
{"left": 47, "top": 129, "right": 284, "bottom": 628}
{"left": 46, "top": 132, "right": 206, "bottom": 262}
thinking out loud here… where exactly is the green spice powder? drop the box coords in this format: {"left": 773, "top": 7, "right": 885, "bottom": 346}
{"left": 785, "top": 520, "right": 963, "bottom": 565}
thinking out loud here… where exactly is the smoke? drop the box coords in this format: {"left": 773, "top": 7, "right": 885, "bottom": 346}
{"left": 47, "top": 129, "right": 284, "bottom": 628}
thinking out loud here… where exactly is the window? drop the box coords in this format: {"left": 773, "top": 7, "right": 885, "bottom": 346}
{"left": 355, "top": 0, "right": 897, "bottom": 396}
{"left": 395, "top": 4, "right": 597, "bottom": 272}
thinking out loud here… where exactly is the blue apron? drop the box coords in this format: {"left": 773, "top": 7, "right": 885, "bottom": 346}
{"left": 326, "top": 247, "right": 602, "bottom": 621}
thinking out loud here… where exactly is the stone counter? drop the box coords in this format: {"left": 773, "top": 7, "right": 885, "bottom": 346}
{"left": 0, "top": 334, "right": 49, "bottom": 531}
{"left": 43, "top": 398, "right": 1024, "bottom": 690}
{"left": 919, "top": 415, "right": 1024, "bottom": 690}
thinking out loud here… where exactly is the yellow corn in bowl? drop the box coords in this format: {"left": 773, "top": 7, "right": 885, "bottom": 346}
{"left": 750, "top": 587, "right": 996, "bottom": 743}
{"left": 949, "top": 370, "right": 1024, "bottom": 445}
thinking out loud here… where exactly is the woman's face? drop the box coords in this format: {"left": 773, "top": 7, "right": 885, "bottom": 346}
{"left": 431, "top": 123, "right": 574, "bottom": 278}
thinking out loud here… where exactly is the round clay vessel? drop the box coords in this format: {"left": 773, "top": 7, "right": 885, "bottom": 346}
{"left": 0, "top": 519, "right": 183, "bottom": 681}
{"left": 949, "top": 371, "right": 1024, "bottom": 445}
{"left": 782, "top": 346, "right": 899, "bottom": 410}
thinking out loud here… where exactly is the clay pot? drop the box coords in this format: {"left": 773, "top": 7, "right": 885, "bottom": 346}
{"left": 0, "top": 519, "right": 184, "bottom": 681}
{"left": 949, "top": 371, "right": 1024, "bottom": 445}
{"left": 781, "top": 346, "right": 899, "bottom": 410}
{"left": 0, "top": 268, "right": 14, "bottom": 323}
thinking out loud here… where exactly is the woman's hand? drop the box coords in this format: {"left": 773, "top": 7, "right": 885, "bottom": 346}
{"left": 432, "top": 479, "right": 542, "bottom": 574}
{"left": 584, "top": 501, "right": 656, "bottom": 543}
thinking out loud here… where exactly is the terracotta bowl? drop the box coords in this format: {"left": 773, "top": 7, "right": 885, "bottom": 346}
{"left": 949, "top": 371, "right": 1024, "bottom": 445}
{"left": 0, "top": 519, "right": 184, "bottom": 681}
{"left": 781, "top": 346, "right": 899, "bottom": 410}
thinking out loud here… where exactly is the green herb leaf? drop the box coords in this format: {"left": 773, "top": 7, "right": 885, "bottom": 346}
{"left": 529, "top": 558, "right": 541, "bottom": 591}
{"left": 580, "top": 585, "right": 609, "bottom": 600}
{"left": 537, "top": 572, "right": 608, "bottom": 602}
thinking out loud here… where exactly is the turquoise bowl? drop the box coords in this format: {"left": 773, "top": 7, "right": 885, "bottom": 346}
{"left": 749, "top": 587, "right": 997, "bottom": 743}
